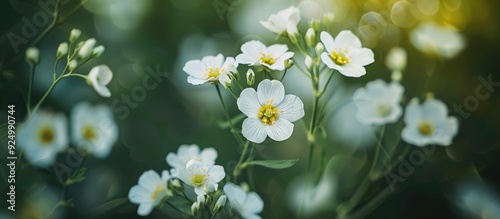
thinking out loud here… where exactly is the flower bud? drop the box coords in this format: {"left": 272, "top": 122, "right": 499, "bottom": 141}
{"left": 246, "top": 69, "right": 255, "bottom": 86}
{"left": 287, "top": 23, "right": 300, "bottom": 45}
{"left": 92, "top": 45, "right": 105, "bottom": 58}
{"left": 69, "top": 60, "right": 78, "bottom": 71}
{"left": 323, "top": 12, "right": 335, "bottom": 26}
{"left": 385, "top": 47, "right": 407, "bottom": 71}
{"left": 57, "top": 42, "right": 68, "bottom": 58}
{"left": 197, "top": 195, "right": 206, "bottom": 209}
{"left": 70, "top": 29, "right": 81, "bottom": 43}
{"left": 213, "top": 195, "right": 227, "bottom": 213}
{"left": 285, "top": 59, "right": 294, "bottom": 69}
{"left": 240, "top": 182, "right": 250, "bottom": 193}
{"left": 191, "top": 202, "right": 200, "bottom": 216}
{"left": 78, "top": 38, "right": 96, "bottom": 59}
{"left": 309, "top": 19, "right": 322, "bottom": 31}
{"left": 305, "top": 55, "right": 313, "bottom": 72}
{"left": 315, "top": 43, "right": 324, "bottom": 57}
{"left": 26, "top": 47, "right": 39, "bottom": 65}
{"left": 305, "top": 28, "right": 316, "bottom": 48}
{"left": 391, "top": 70, "right": 402, "bottom": 82}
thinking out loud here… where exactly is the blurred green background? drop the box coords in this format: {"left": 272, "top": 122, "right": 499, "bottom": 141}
{"left": 1, "top": 0, "right": 500, "bottom": 218}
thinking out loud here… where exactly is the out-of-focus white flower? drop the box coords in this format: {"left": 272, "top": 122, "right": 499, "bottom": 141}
{"left": 410, "top": 22, "right": 466, "bottom": 59}
{"left": 223, "top": 182, "right": 264, "bottom": 219}
{"left": 320, "top": 31, "right": 374, "bottom": 77}
{"left": 17, "top": 110, "right": 68, "bottom": 167}
{"left": 78, "top": 38, "right": 96, "bottom": 59}
{"left": 286, "top": 175, "right": 335, "bottom": 216}
{"left": 458, "top": 183, "right": 500, "bottom": 219}
{"left": 237, "top": 79, "right": 304, "bottom": 143}
{"left": 305, "top": 28, "right": 316, "bottom": 47}
{"left": 385, "top": 47, "right": 407, "bottom": 72}
{"left": 182, "top": 53, "right": 238, "bottom": 88}
{"left": 353, "top": 80, "right": 404, "bottom": 126}
{"left": 128, "top": 170, "right": 173, "bottom": 216}
{"left": 92, "top": 45, "right": 105, "bottom": 57}
{"left": 26, "top": 47, "right": 40, "bottom": 64}
{"left": 70, "top": 29, "right": 81, "bottom": 43}
{"left": 71, "top": 102, "right": 118, "bottom": 158}
{"left": 402, "top": 98, "right": 459, "bottom": 146}
{"left": 87, "top": 65, "right": 113, "bottom": 97}
{"left": 57, "top": 42, "right": 68, "bottom": 58}
{"left": 177, "top": 160, "right": 225, "bottom": 195}
{"left": 236, "top": 40, "right": 294, "bottom": 71}
{"left": 166, "top": 144, "right": 217, "bottom": 177}
{"left": 260, "top": 6, "right": 301, "bottom": 35}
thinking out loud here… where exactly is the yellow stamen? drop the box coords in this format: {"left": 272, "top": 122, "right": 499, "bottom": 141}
{"left": 150, "top": 185, "right": 165, "bottom": 200}
{"left": 38, "top": 126, "right": 54, "bottom": 145}
{"left": 260, "top": 53, "right": 276, "bottom": 65}
{"left": 418, "top": 121, "right": 434, "bottom": 136}
{"left": 330, "top": 51, "right": 350, "bottom": 65}
{"left": 206, "top": 67, "right": 221, "bottom": 79}
{"left": 82, "top": 126, "right": 98, "bottom": 141}
{"left": 258, "top": 100, "right": 280, "bottom": 125}
{"left": 190, "top": 174, "right": 206, "bottom": 186}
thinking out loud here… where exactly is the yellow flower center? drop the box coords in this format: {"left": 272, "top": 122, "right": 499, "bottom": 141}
{"left": 418, "top": 121, "right": 434, "bottom": 136}
{"left": 258, "top": 100, "right": 280, "bottom": 125}
{"left": 206, "top": 67, "right": 221, "bottom": 79}
{"left": 82, "top": 125, "right": 98, "bottom": 141}
{"left": 37, "top": 126, "right": 54, "bottom": 145}
{"left": 330, "top": 51, "right": 350, "bottom": 65}
{"left": 260, "top": 53, "right": 276, "bottom": 65}
{"left": 150, "top": 185, "right": 165, "bottom": 200}
{"left": 190, "top": 174, "right": 206, "bottom": 186}
{"left": 377, "top": 104, "right": 391, "bottom": 117}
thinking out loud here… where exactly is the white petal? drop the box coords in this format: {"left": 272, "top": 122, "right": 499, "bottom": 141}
{"left": 267, "top": 44, "right": 288, "bottom": 57}
{"left": 350, "top": 48, "right": 375, "bottom": 66}
{"left": 138, "top": 170, "right": 161, "bottom": 190}
{"left": 242, "top": 118, "right": 267, "bottom": 143}
{"left": 241, "top": 40, "right": 266, "bottom": 58}
{"left": 206, "top": 165, "right": 225, "bottom": 183}
{"left": 166, "top": 153, "right": 184, "bottom": 169}
{"left": 223, "top": 183, "right": 246, "bottom": 206}
{"left": 422, "top": 99, "right": 448, "bottom": 123}
{"left": 320, "top": 31, "right": 335, "bottom": 53}
{"left": 183, "top": 60, "right": 204, "bottom": 78}
{"left": 161, "top": 170, "right": 171, "bottom": 182}
{"left": 276, "top": 95, "right": 304, "bottom": 122}
{"left": 137, "top": 203, "right": 154, "bottom": 216}
{"left": 128, "top": 185, "right": 151, "bottom": 204}
{"left": 200, "top": 148, "right": 217, "bottom": 165}
{"left": 401, "top": 125, "right": 428, "bottom": 146}
{"left": 194, "top": 187, "right": 207, "bottom": 196}
{"left": 187, "top": 76, "right": 208, "bottom": 85}
{"left": 245, "top": 192, "right": 264, "bottom": 214}
{"left": 222, "top": 57, "right": 238, "bottom": 73}
{"left": 338, "top": 64, "right": 366, "bottom": 77}
{"left": 405, "top": 98, "right": 423, "bottom": 125}
{"left": 260, "top": 20, "right": 281, "bottom": 33}
{"left": 257, "top": 79, "right": 285, "bottom": 106}
{"left": 320, "top": 53, "right": 342, "bottom": 71}
{"left": 178, "top": 144, "right": 200, "bottom": 161}
{"left": 237, "top": 88, "right": 261, "bottom": 118}
{"left": 266, "top": 118, "right": 294, "bottom": 141}
{"left": 335, "top": 30, "right": 362, "bottom": 48}
{"left": 236, "top": 54, "right": 259, "bottom": 65}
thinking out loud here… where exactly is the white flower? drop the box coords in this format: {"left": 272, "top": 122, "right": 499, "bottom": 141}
{"left": 166, "top": 144, "right": 217, "bottom": 177}
{"left": 57, "top": 42, "right": 68, "bottom": 58}
{"left": 69, "top": 28, "right": 81, "bottom": 43}
{"left": 458, "top": 183, "right": 500, "bottom": 218}
{"left": 26, "top": 47, "right": 40, "bottom": 64}
{"left": 71, "top": 102, "right": 118, "bottom": 158}
{"left": 236, "top": 41, "right": 294, "bottom": 71}
{"left": 237, "top": 79, "right": 304, "bottom": 143}
{"left": 223, "top": 182, "right": 264, "bottom": 219}
{"left": 183, "top": 53, "right": 238, "bottom": 88}
{"left": 92, "top": 45, "right": 105, "bottom": 57}
{"left": 78, "top": 38, "right": 96, "bottom": 59}
{"left": 402, "top": 98, "right": 459, "bottom": 146}
{"left": 177, "top": 160, "right": 225, "bottom": 196}
{"left": 385, "top": 47, "right": 407, "bottom": 72}
{"left": 320, "top": 31, "right": 374, "bottom": 77}
{"left": 17, "top": 110, "right": 68, "bottom": 167}
{"left": 87, "top": 65, "right": 113, "bottom": 97}
{"left": 259, "top": 6, "right": 301, "bottom": 35}
{"left": 410, "top": 22, "right": 466, "bottom": 59}
{"left": 128, "top": 170, "right": 173, "bottom": 216}
{"left": 353, "top": 80, "right": 404, "bottom": 126}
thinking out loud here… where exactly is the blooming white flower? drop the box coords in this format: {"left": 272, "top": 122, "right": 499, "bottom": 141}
{"left": 410, "top": 22, "right": 466, "bottom": 59}
{"left": 259, "top": 6, "right": 300, "bottom": 35}
{"left": 182, "top": 53, "right": 238, "bottom": 88}
{"left": 236, "top": 40, "right": 294, "bottom": 71}
{"left": 320, "top": 31, "right": 374, "bottom": 77}
{"left": 177, "top": 160, "right": 225, "bottom": 195}
{"left": 166, "top": 144, "right": 217, "bottom": 177}
{"left": 223, "top": 182, "right": 264, "bottom": 219}
{"left": 237, "top": 79, "right": 304, "bottom": 143}
{"left": 385, "top": 47, "right": 407, "bottom": 72}
{"left": 402, "top": 98, "right": 459, "bottom": 146}
{"left": 87, "top": 65, "right": 113, "bottom": 97}
{"left": 71, "top": 102, "right": 118, "bottom": 158}
{"left": 353, "top": 80, "right": 404, "bottom": 126}
{"left": 17, "top": 110, "right": 68, "bottom": 167}
{"left": 458, "top": 183, "right": 500, "bottom": 218}
{"left": 128, "top": 170, "right": 173, "bottom": 216}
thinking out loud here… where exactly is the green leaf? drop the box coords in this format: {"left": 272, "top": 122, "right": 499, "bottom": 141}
{"left": 246, "top": 159, "right": 298, "bottom": 169}
{"left": 216, "top": 113, "right": 246, "bottom": 129}
{"left": 88, "top": 198, "right": 129, "bottom": 217}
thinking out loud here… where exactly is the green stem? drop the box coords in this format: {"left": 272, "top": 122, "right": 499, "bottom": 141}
{"left": 27, "top": 64, "right": 36, "bottom": 115}
{"left": 279, "top": 68, "right": 288, "bottom": 81}
{"left": 343, "top": 186, "right": 393, "bottom": 219}
{"left": 62, "top": 73, "right": 87, "bottom": 79}
{"left": 31, "top": 77, "right": 63, "bottom": 115}
{"left": 214, "top": 84, "right": 244, "bottom": 145}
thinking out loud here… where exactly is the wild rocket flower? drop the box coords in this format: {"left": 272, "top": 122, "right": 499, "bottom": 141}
{"left": 177, "top": 160, "right": 225, "bottom": 195}
{"left": 320, "top": 31, "right": 374, "bottom": 77}
{"left": 166, "top": 144, "right": 217, "bottom": 177}
{"left": 237, "top": 79, "right": 304, "bottom": 143}
{"left": 353, "top": 79, "right": 404, "bottom": 126}
{"left": 410, "top": 22, "right": 466, "bottom": 59}
{"left": 182, "top": 53, "right": 238, "bottom": 88}
{"left": 236, "top": 40, "right": 294, "bottom": 71}
{"left": 259, "top": 6, "right": 301, "bottom": 36}
{"left": 402, "top": 98, "right": 459, "bottom": 146}
{"left": 128, "top": 170, "right": 173, "bottom": 216}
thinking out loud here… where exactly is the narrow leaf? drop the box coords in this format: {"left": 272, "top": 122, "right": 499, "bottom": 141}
{"left": 246, "top": 159, "right": 298, "bottom": 169}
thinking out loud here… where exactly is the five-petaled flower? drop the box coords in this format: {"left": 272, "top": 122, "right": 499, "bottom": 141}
{"left": 166, "top": 144, "right": 218, "bottom": 177}
{"left": 236, "top": 40, "right": 294, "bottom": 71}
{"left": 353, "top": 79, "right": 404, "bottom": 126}
{"left": 223, "top": 182, "right": 264, "bottom": 219}
{"left": 128, "top": 170, "right": 173, "bottom": 216}
{"left": 260, "top": 6, "right": 301, "bottom": 36}
{"left": 402, "top": 98, "right": 459, "bottom": 146}
{"left": 87, "top": 65, "right": 113, "bottom": 97}
{"left": 183, "top": 53, "right": 238, "bottom": 88}
{"left": 320, "top": 31, "right": 374, "bottom": 77}
{"left": 177, "top": 160, "right": 225, "bottom": 195}
{"left": 237, "top": 79, "right": 304, "bottom": 143}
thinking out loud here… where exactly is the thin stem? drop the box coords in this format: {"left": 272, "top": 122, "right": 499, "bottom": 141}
{"left": 53, "top": 58, "right": 60, "bottom": 80}
{"left": 27, "top": 64, "right": 36, "bottom": 115}
{"left": 233, "top": 141, "right": 249, "bottom": 179}
{"left": 62, "top": 73, "right": 87, "bottom": 79}
{"left": 279, "top": 68, "right": 288, "bottom": 81}
{"left": 344, "top": 186, "right": 393, "bottom": 219}
{"left": 32, "top": 77, "right": 62, "bottom": 114}
{"left": 214, "top": 85, "right": 244, "bottom": 145}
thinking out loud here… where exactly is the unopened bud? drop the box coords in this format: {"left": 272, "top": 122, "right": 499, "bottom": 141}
{"left": 213, "top": 195, "right": 227, "bottom": 213}
{"left": 69, "top": 60, "right": 78, "bottom": 71}
{"left": 305, "top": 28, "right": 316, "bottom": 48}
{"left": 391, "top": 70, "right": 402, "bottom": 82}
{"left": 92, "top": 45, "right": 105, "bottom": 58}
{"left": 285, "top": 59, "right": 294, "bottom": 69}
{"left": 206, "top": 183, "right": 217, "bottom": 194}
{"left": 315, "top": 43, "right": 324, "bottom": 57}
{"left": 323, "top": 12, "right": 335, "bottom": 26}
{"left": 386, "top": 47, "right": 407, "bottom": 72}
{"left": 197, "top": 195, "right": 206, "bottom": 209}
{"left": 305, "top": 55, "right": 313, "bottom": 72}
{"left": 70, "top": 29, "right": 81, "bottom": 43}
{"left": 78, "top": 38, "right": 96, "bottom": 59}
{"left": 240, "top": 182, "right": 250, "bottom": 193}
{"left": 57, "top": 42, "right": 68, "bottom": 58}
{"left": 309, "top": 19, "right": 322, "bottom": 31}
{"left": 191, "top": 202, "right": 200, "bottom": 216}
{"left": 287, "top": 23, "right": 300, "bottom": 45}
{"left": 26, "top": 47, "right": 39, "bottom": 65}
{"left": 246, "top": 69, "right": 255, "bottom": 86}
